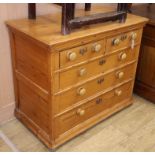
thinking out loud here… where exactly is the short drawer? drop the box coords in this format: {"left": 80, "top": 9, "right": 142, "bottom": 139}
{"left": 106, "top": 29, "right": 142, "bottom": 53}
{"left": 58, "top": 45, "right": 139, "bottom": 90}
{"left": 55, "top": 81, "right": 133, "bottom": 137}
{"left": 55, "top": 63, "right": 136, "bottom": 114}
{"left": 60, "top": 40, "right": 105, "bottom": 68}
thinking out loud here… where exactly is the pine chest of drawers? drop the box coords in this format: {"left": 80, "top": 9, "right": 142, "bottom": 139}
{"left": 6, "top": 9, "right": 148, "bottom": 149}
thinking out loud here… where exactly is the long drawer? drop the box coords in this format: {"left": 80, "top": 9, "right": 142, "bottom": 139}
{"left": 55, "top": 81, "right": 133, "bottom": 137}
{"left": 58, "top": 45, "right": 139, "bottom": 90}
{"left": 54, "top": 63, "right": 136, "bottom": 114}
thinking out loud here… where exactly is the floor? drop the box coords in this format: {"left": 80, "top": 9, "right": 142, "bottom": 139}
{"left": 0, "top": 94, "right": 155, "bottom": 152}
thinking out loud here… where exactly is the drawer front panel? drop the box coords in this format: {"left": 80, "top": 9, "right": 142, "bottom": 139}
{"left": 106, "top": 29, "right": 142, "bottom": 53}
{"left": 60, "top": 40, "right": 105, "bottom": 68}
{"left": 59, "top": 46, "right": 139, "bottom": 90}
{"left": 55, "top": 63, "right": 136, "bottom": 114}
{"left": 55, "top": 81, "right": 133, "bottom": 137}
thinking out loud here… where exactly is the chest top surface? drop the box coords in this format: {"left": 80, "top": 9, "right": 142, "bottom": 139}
{"left": 6, "top": 5, "right": 148, "bottom": 49}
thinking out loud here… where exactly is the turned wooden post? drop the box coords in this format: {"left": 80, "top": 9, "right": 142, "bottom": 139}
{"left": 127, "top": 3, "right": 132, "bottom": 12}
{"left": 117, "top": 3, "right": 128, "bottom": 22}
{"left": 28, "top": 3, "right": 36, "bottom": 19}
{"left": 121, "top": 3, "right": 128, "bottom": 22}
{"left": 85, "top": 3, "right": 91, "bottom": 11}
{"left": 61, "top": 3, "right": 75, "bottom": 35}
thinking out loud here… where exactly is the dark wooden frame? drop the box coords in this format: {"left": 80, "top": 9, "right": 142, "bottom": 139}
{"left": 28, "top": 3, "right": 36, "bottom": 19}
{"left": 28, "top": 3, "right": 128, "bottom": 35}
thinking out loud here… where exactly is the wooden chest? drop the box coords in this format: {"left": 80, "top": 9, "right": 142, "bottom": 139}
{"left": 6, "top": 7, "right": 148, "bottom": 149}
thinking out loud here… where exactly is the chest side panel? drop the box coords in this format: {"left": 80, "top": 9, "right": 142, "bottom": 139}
{"left": 10, "top": 31, "right": 52, "bottom": 146}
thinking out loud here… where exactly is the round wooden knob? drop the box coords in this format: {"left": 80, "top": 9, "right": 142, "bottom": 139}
{"left": 67, "top": 52, "right": 77, "bottom": 61}
{"left": 77, "top": 109, "right": 85, "bottom": 116}
{"left": 113, "top": 38, "right": 120, "bottom": 46}
{"left": 115, "top": 90, "right": 122, "bottom": 96}
{"left": 92, "top": 44, "right": 102, "bottom": 52}
{"left": 116, "top": 71, "right": 124, "bottom": 79}
{"left": 119, "top": 52, "right": 127, "bottom": 60}
{"left": 79, "top": 68, "right": 86, "bottom": 76}
{"left": 131, "top": 32, "right": 137, "bottom": 40}
{"left": 77, "top": 88, "right": 86, "bottom": 96}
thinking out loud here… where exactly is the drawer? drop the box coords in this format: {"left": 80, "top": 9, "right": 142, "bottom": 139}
{"left": 106, "top": 29, "right": 142, "bottom": 53}
{"left": 55, "top": 81, "right": 133, "bottom": 137}
{"left": 55, "top": 63, "right": 136, "bottom": 114}
{"left": 60, "top": 40, "right": 105, "bottom": 68}
{"left": 58, "top": 46, "right": 139, "bottom": 90}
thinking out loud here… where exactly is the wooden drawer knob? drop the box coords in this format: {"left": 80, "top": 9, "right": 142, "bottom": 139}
{"left": 119, "top": 52, "right": 127, "bottom": 60}
{"left": 131, "top": 32, "right": 137, "bottom": 40}
{"left": 67, "top": 52, "right": 77, "bottom": 61}
{"left": 115, "top": 90, "right": 122, "bottom": 96}
{"left": 92, "top": 43, "right": 102, "bottom": 52}
{"left": 79, "top": 68, "right": 86, "bottom": 76}
{"left": 77, "top": 88, "right": 86, "bottom": 96}
{"left": 77, "top": 108, "right": 85, "bottom": 116}
{"left": 113, "top": 38, "right": 120, "bottom": 46}
{"left": 116, "top": 71, "right": 124, "bottom": 79}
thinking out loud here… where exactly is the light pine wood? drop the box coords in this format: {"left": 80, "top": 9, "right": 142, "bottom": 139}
{"left": 1, "top": 95, "right": 155, "bottom": 152}
{"left": 60, "top": 39, "right": 105, "bottom": 68}
{"left": 58, "top": 45, "right": 140, "bottom": 90}
{"left": 6, "top": 12, "right": 147, "bottom": 50}
{"left": 0, "top": 3, "right": 63, "bottom": 124}
{"left": 55, "top": 81, "right": 133, "bottom": 137}
{"left": 54, "top": 63, "right": 136, "bottom": 114}
{"left": 14, "top": 35, "right": 49, "bottom": 90}
{"left": 106, "top": 29, "right": 142, "bottom": 53}
{"left": 6, "top": 5, "right": 148, "bottom": 149}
